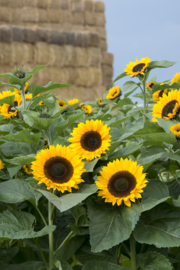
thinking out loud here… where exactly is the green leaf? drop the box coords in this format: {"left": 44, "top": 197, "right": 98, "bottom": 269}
{"left": 157, "top": 118, "right": 177, "bottom": 133}
{"left": 54, "top": 111, "right": 84, "bottom": 135}
{"left": 142, "top": 179, "right": 170, "bottom": 212}
{"left": 0, "top": 129, "right": 41, "bottom": 145}
{"left": 0, "top": 210, "right": 56, "bottom": 240}
{"left": 0, "top": 95, "right": 15, "bottom": 106}
{"left": 7, "top": 165, "right": 22, "bottom": 178}
{"left": 133, "top": 203, "right": 180, "bottom": 248}
{"left": 114, "top": 72, "right": 127, "bottom": 83}
{"left": 108, "top": 116, "right": 131, "bottom": 128}
{"left": 0, "top": 247, "right": 19, "bottom": 266}
{"left": 27, "top": 65, "right": 47, "bottom": 75}
{"left": 137, "top": 152, "right": 169, "bottom": 171}
{"left": 4, "top": 154, "right": 36, "bottom": 165}
{"left": 53, "top": 137, "right": 70, "bottom": 147}
{"left": 55, "top": 260, "right": 73, "bottom": 270}
{"left": 82, "top": 261, "right": 129, "bottom": 270}
{"left": 0, "top": 142, "right": 40, "bottom": 156}
{"left": 0, "top": 81, "right": 19, "bottom": 89}
{"left": 29, "top": 83, "right": 71, "bottom": 97}
{"left": 137, "top": 251, "right": 173, "bottom": 270}
{"left": 110, "top": 98, "right": 134, "bottom": 111}
{"left": 84, "top": 159, "right": 99, "bottom": 172}
{"left": 9, "top": 74, "right": 32, "bottom": 87}
{"left": 147, "top": 60, "right": 176, "bottom": 70}
{"left": 0, "top": 72, "right": 13, "bottom": 78}
{"left": 38, "top": 184, "right": 97, "bottom": 212}
{"left": 122, "top": 81, "right": 139, "bottom": 92}
{"left": 109, "top": 143, "right": 142, "bottom": 160}
{"left": 22, "top": 111, "right": 55, "bottom": 130}
{"left": 0, "top": 180, "right": 41, "bottom": 206}
{"left": 88, "top": 200, "right": 141, "bottom": 252}
{"left": 0, "top": 262, "right": 46, "bottom": 270}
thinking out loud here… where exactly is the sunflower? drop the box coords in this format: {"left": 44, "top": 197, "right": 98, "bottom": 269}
{"left": 58, "top": 100, "right": 67, "bottom": 109}
{"left": 0, "top": 90, "right": 14, "bottom": 99}
{"left": 170, "top": 123, "right": 180, "bottom": 137}
{"left": 106, "top": 86, "right": 121, "bottom": 100}
{"left": 146, "top": 81, "right": 156, "bottom": 90}
{"left": 171, "top": 72, "right": 180, "bottom": 84}
{"left": 14, "top": 88, "right": 20, "bottom": 94}
{"left": 31, "top": 145, "right": 85, "bottom": 192}
{"left": 81, "top": 105, "right": 92, "bottom": 114}
{"left": 43, "top": 138, "right": 49, "bottom": 149}
{"left": 23, "top": 164, "right": 32, "bottom": 175}
{"left": 152, "top": 89, "right": 180, "bottom": 122}
{"left": 69, "top": 119, "right": 111, "bottom": 161}
{"left": 0, "top": 159, "right": 4, "bottom": 170}
{"left": 0, "top": 104, "right": 18, "bottom": 119}
{"left": 25, "top": 93, "right": 32, "bottom": 100}
{"left": 39, "top": 101, "right": 44, "bottom": 105}
{"left": 68, "top": 99, "right": 79, "bottom": 109}
{"left": 96, "top": 158, "right": 147, "bottom": 207}
{"left": 24, "top": 82, "right": 29, "bottom": 92}
{"left": 124, "top": 57, "right": 151, "bottom": 77}
{"left": 98, "top": 98, "right": 104, "bottom": 106}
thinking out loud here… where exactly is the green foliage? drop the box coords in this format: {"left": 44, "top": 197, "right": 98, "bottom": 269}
{"left": 0, "top": 210, "right": 56, "bottom": 240}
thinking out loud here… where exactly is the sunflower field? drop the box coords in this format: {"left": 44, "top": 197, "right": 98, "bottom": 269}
{"left": 0, "top": 59, "right": 180, "bottom": 270}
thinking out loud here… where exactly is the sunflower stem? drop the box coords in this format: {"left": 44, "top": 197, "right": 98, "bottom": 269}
{"left": 55, "top": 231, "right": 73, "bottom": 253}
{"left": 33, "top": 239, "right": 49, "bottom": 270}
{"left": 143, "top": 79, "right": 147, "bottom": 122}
{"left": 35, "top": 205, "right": 48, "bottom": 226}
{"left": 48, "top": 200, "right": 54, "bottom": 270}
{"left": 130, "top": 234, "right": 136, "bottom": 270}
{"left": 21, "top": 85, "right": 26, "bottom": 110}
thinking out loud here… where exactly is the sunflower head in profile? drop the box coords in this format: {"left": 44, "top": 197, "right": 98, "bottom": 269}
{"left": 0, "top": 104, "right": 18, "bottom": 119}
{"left": 69, "top": 119, "right": 111, "bottom": 161}
{"left": 152, "top": 83, "right": 169, "bottom": 102}
{"left": 23, "top": 164, "right": 32, "bottom": 175}
{"left": 0, "top": 159, "right": 5, "bottom": 170}
{"left": 98, "top": 98, "right": 104, "bottom": 106}
{"left": 124, "top": 57, "right": 151, "bottom": 77}
{"left": 96, "top": 158, "right": 147, "bottom": 207}
{"left": 81, "top": 105, "right": 92, "bottom": 114}
{"left": 106, "top": 86, "right": 121, "bottom": 100}
{"left": 171, "top": 72, "right": 180, "bottom": 84}
{"left": 68, "top": 99, "right": 79, "bottom": 109}
{"left": 24, "top": 82, "right": 29, "bottom": 92}
{"left": 58, "top": 100, "right": 67, "bottom": 109}
{"left": 25, "top": 93, "right": 32, "bottom": 100}
{"left": 152, "top": 89, "right": 180, "bottom": 122}
{"left": 146, "top": 81, "right": 156, "bottom": 90}
{"left": 170, "top": 123, "right": 180, "bottom": 138}
{"left": 31, "top": 145, "right": 86, "bottom": 192}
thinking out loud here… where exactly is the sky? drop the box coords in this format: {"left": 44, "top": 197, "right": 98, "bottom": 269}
{"left": 101, "top": 0, "right": 180, "bottom": 102}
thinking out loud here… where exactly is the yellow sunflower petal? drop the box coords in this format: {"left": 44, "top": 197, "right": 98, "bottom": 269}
{"left": 124, "top": 57, "right": 151, "bottom": 77}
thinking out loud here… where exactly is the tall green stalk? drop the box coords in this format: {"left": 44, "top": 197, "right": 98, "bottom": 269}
{"left": 130, "top": 234, "right": 136, "bottom": 270}
{"left": 48, "top": 200, "right": 54, "bottom": 270}
{"left": 21, "top": 85, "right": 26, "bottom": 110}
{"left": 143, "top": 79, "right": 147, "bottom": 122}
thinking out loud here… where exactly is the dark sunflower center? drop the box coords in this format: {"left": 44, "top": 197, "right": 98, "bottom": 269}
{"left": 14, "top": 101, "right": 18, "bottom": 106}
{"left": 132, "top": 63, "right": 145, "bottom": 72}
{"left": 162, "top": 100, "right": 178, "bottom": 117}
{"left": 44, "top": 156, "right": 74, "bottom": 184}
{"left": 149, "top": 82, "right": 155, "bottom": 88}
{"left": 159, "top": 90, "right": 165, "bottom": 98}
{"left": 115, "top": 178, "right": 129, "bottom": 191}
{"left": 80, "top": 131, "right": 102, "bottom": 151}
{"left": 108, "top": 171, "right": 136, "bottom": 198}
{"left": 51, "top": 163, "right": 67, "bottom": 177}
{"left": 8, "top": 106, "right": 16, "bottom": 113}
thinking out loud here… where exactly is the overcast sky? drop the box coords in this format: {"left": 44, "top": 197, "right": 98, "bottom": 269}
{"left": 102, "top": 0, "right": 180, "bottom": 101}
